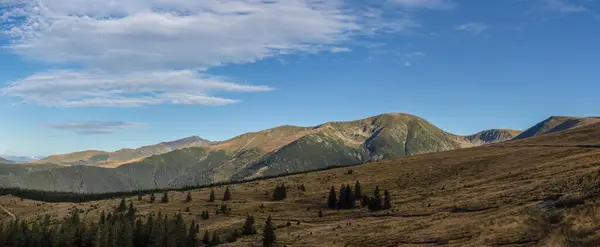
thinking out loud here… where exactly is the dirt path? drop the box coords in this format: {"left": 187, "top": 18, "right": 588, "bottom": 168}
{"left": 0, "top": 204, "right": 16, "bottom": 221}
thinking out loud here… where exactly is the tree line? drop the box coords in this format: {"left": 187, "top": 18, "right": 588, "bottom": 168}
{"left": 0, "top": 162, "right": 366, "bottom": 203}
{"left": 327, "top": 181, "right": 392, "bottom": 211}
{"left": 0, "top": 197, "right": 278, "bottom": 247}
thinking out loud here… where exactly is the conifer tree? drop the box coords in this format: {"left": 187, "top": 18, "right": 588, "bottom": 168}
{"left": 149, "top": 193, "right": 156, "bottom": 203}
{"left": 345, "top": 184, "right": 356, "bottom": 209}
{"left": 126, "top": 201, "right": 136, "bottom": 221}
{"left": 243, "top": 215, "right": 256, "bottom": 235}
{"left": 161, "top": 191, "right": 169, "bottom": 203}
{"left": 223, "top": 187, "right": 231, "bottom": 201}
{"left": 262, "top": 216, "right": 276, "bottom": 247}
{"left": 209, "top": 189, "right": 215, "bottom": 202}
{"left": 210, "top": 231, "right": 221, "bottom": 247}
{"left": 383, "top": 189, "right": 392, "bottom": 210}
{"left": 185, "top": 191, "right": 192, "bottom": 203}
{"left": 327, "top": 186, "right": 337, "bottom": 209}
{"left": 354, "top": 181, "right": 362, "bottom": 200}
{"left": 368, "top": 186, "right": 382, "bottom": 211}
{"left": 337, "top": 184, "right": 346, "bottom": 209}
{"left": 318, "top": 210, "right": 323, "bottom": 218}
{"left": 138, "top": 193, "right": 143, "bottom": 201}
{"left": 117, "top": 198, "right": 127, "bottom": 212}
{"left": 100, "top": 211, "right": 106, "bottom": 225}
{"left": 202, "top": 230, "right": 210, "bottom": 245}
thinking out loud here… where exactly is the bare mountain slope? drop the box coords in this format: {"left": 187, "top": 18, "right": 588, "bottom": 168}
{"left": 6, "top": 113, "right": 520, "bottom": 193}
{"left": 513, "top": 116, "right": 600, "bottom": 140}
{"left": 39, "top": 136, "right": 211, "bottom": 166}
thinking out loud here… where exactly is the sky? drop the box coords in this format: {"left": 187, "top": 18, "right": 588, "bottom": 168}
{"left": 0, "top": 0, "right": 599, "bottom": 157}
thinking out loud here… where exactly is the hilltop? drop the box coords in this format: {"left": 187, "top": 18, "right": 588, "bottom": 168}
{"left": 514, "top": 116, "right": 600, "bottom": 140}
{"left": 39, "top": 136, "right": 212, "bottom": 166}
{"left": 3, "top": 121, "right": 600, "bottom": 246}
{"left": 0, "top": 113, "right": 520, "bottom": 193}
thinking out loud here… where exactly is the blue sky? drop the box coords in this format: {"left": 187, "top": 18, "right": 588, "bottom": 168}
{"left": 1, "top": 0, "right": 599, "bottom": 157}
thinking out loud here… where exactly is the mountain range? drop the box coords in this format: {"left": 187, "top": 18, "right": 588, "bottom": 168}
{"left": 1, "top": 113, "right": 596, "bottom": 193}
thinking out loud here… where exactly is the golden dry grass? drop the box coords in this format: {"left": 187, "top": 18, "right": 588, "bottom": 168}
{"left": 4, "top": 124, "right": 600, "bottom": 246}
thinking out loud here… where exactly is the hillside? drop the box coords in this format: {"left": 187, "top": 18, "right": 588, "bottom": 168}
{"left": 513, "top": 116, "right": 600, "bottom": 140}
{"left": 39, "top": 136, "right": 212, "bottom": 166}
{"left": 0, "top": 157, "right": 13, "bottom": 164}
{"left": 2, "top": 113, "right": 519, "bottom": 193}
{"left": 4, "top": 123, "right": 600, "bottom": 246}
{"left": 463, "top": 129, "right": 522, "bottom": 145}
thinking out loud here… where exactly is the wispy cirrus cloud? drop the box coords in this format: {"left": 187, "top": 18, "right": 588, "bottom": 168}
{"left": 1, "top": 70, "right": 273, "bottom": 107}
{"left": 455, "top": 22, "right": 489, "bottom": 35}
{"left": 390, "top": 0, "right": 453, "bottom": 10}
{"left": 541, "top": 0, "right": 589, "bottom": 13}
{"left": 44, "top": 121, "right": 143, "bottom": 135}
{"left": 0, "top": 0, "right": 433, "bottom": 107}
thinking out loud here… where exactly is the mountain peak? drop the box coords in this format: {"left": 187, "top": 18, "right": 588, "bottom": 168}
{"left": 514, "top": 116, "right": 600, "bottom": 140}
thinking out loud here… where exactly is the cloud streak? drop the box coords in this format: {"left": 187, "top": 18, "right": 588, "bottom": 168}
{"left": 45, "top": 121, "right": 143, "bottom": 135}
{"left": 390, "top": 0, "right": 453, "bottom": 10}
{"left": 541, "top": 0, "right": 588, "bottom": 13}
{"left": 455, "top": 22, "right": 489, "bottom": 35}
{"left": 1, "top": 70, "right": 273, "bottom": 107}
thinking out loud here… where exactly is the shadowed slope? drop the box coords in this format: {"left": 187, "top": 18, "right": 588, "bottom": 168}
{"left": 513, "top": 116, "right": 600, "bottom": 140}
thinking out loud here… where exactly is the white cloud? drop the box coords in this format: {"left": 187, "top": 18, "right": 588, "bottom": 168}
{"left": 542, "top": 0, "right": 588, "bottom": 13}
{"left": 330, "top": 47, "right": 351, "bottom": 53}
{"left": 2, "top": 0, "right": 363, "bottom": 69}
{"left": 390, "top": 0, "right": 453, "bottom": 9}
{"left": 0, "top": 0, "right": 428, "bottom": 107}
{"left": 455, "top": 22, "right": 489, "bottom": 35}
{"left": 45, "top": 121, "right": 143, "bottom": 134}
{"left": 1, "top": 70, "right": 273, "bottom": 107}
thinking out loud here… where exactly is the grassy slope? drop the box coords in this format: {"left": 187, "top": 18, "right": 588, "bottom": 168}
{"left": 4, "top": 124, "right": 600, "bottom": 246}
{"left": 514, "top": 116, "right": 600, "bottom": 140}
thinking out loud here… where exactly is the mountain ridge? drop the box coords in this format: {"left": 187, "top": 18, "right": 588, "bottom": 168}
{"left": 1, "top": 113, "right": 523, "bottom": 193}
{"left": 39, "top": 136, "right": 212, "bottom": 166}
{"left": 513, "top": 116, "right": 600, "bottom": 140}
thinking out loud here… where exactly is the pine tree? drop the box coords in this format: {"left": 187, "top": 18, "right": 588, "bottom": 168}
{"left": 117, "top": 198, "right": 127, "bottom": 212}
{"left": 209, "top": 189, "right": 215, "bottom": 202}
{"left": 262, "top": 216, "right": 276, "bottom": 247}
{"left": 243, "top": 215, "right": 256, "bottom": 235}
{"left": 272, "top": 183, "right": 287, "bottom": 201}
{"left": 202, "top": 230, "right": 210, "bottom": 245}
{"left": 370, "top": 186, "right": 382, "bottom": 211}
{"left": 137, "top": 193, "right": 143, "bottom": 201}
{"left": 318, "top": 210, "right": 323, "bottom": 218}
{"left": 149, "top": 193, "right": 156, "bottom": 203}
{"left": 327, "top": 186, "right": 337, "bottom": 209}
{"left": 185, "top": 220, "right": 198, "bottom": 247}
{"left": 223, "top": 187, "right": 231, "bottom": 201}
{"left": 354, "top": 181, "right": 362, "bottom": 200}
{"left": 185, "top": 192, "right": 192, "bottom": 203}
{"left": 161, "top": 191, "right": 169, "bottom": 203}
{"left": 100, "top": 211, "right": 106, "bottom": 225}
{"left": 345, "top": 184, "right": 355, "bottom": 209}
{"left": 210, "top": 231, "right": 221, "bottom": 247}
{"left": 126, "top": 201, "right": 136, "bottom": 221}
{"left": 383, "top": 189, "right": 392, "bottom": 210}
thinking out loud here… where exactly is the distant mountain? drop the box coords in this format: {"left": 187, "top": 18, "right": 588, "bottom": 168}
{"left": 3, "top": 113, "right": 521, "bottom": 193}
{"left": 464, "top": 129, "right": 523, "bottom": 145}
{"left": 513, "top": 116, "right": 600, "bottom": 140}
{"left": 0, "top": 157, "right": 13, "bottom": 164}
{"left": 0, "top": 156, "right": 46, "bottom": 163}
{"left": 39, "top": 136, "right": 212, "bottom": 166}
